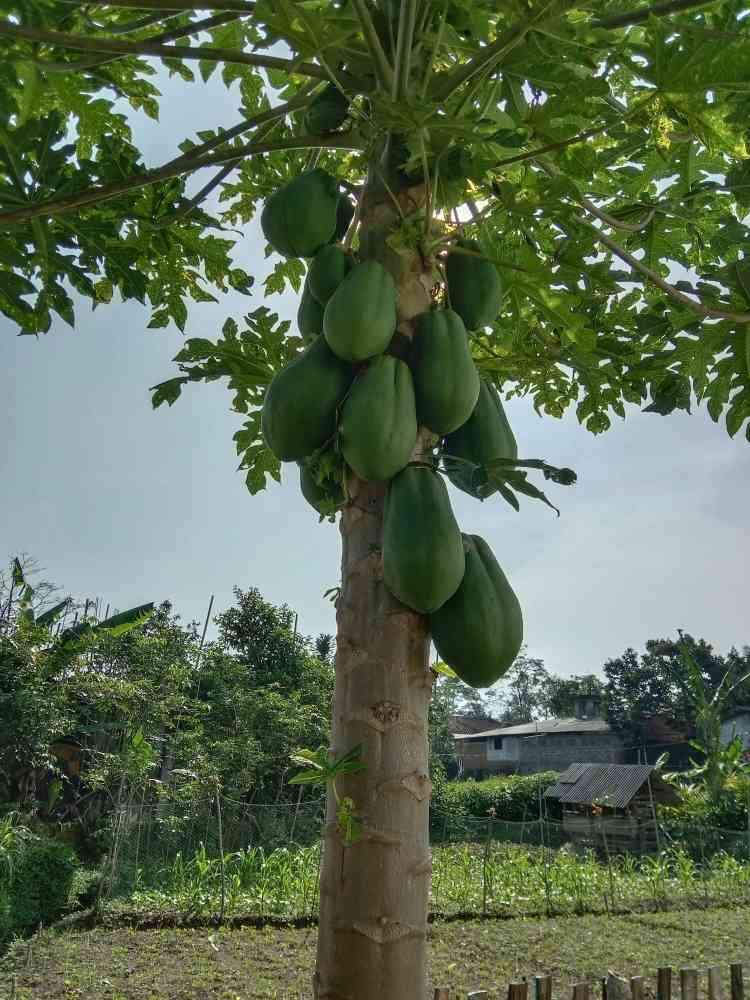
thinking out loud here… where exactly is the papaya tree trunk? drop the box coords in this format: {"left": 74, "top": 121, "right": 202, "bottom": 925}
{"left": 314, "top": 176, "right": 435, "bottom": 1000}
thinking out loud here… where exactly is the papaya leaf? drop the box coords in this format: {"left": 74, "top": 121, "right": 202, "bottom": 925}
{"left": 643, "top": 373, "right": 692, "bottom": 415}
{"left": 502, "top": 472, "right": 560, "bottom": 517}
{"left": 288, "top": 744, "right": 366, "bottom": 789}
{"left": 484, "top": 456, "right": 577, "bottom": 485}
{"left": 151, "top": 377, "right": 189, "bottom": 409}
{"left": 489, "top": 469, "right": 560, "bottom": 517}
{"left": 433, "top": 660, "right": 458, "bottom": 679}
{"left": 495, "top": 479, "right": 520, "bottom": 513}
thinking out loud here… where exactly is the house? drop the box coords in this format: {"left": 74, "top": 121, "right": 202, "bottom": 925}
{"left": 721, "top": 706, "right": 750, "bottom": 761}
{"left": 545, "top": 762, "right": 681, "bottom": 855}
{"left": 634, "top": 712, "right": 693, "bottom": 767}
{"left": 449, "top": 715, "right": 502, "bottom": 737}
{"left": 453, "top": 695, "right": 624, "bottom": 777}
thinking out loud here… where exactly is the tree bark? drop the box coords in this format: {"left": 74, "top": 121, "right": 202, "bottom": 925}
{"left": 314, "top": 176, "right": 436, "bottom": 1000}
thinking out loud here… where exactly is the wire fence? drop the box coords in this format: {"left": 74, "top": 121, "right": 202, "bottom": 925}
{"left": 98, "top": 792, "right": 750, "bottom": 922}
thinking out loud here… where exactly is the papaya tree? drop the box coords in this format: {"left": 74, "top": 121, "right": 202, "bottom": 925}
{"left": 2, "top": 1, "right": 750, "bottom": 996}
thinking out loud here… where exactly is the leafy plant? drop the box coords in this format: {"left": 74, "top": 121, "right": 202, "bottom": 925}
{"left": 671, "top": 636, "right": 750, "bottom": 803}
{"left": 126, "top": 838, "right": 750, "bottom": 921}
{"left": 289, "top": 745, "right": 366, "bottom": 844}
{"left": 1, "top": 831, "right": 79, "bottom": 940}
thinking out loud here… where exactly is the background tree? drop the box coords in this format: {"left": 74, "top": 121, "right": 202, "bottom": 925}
{"left": 490, "top": 651, "right": 552, "bottom": 723}
{"left": 0, "top": 619, "right": 73, "bottom": 803}
{"left": 4, "top": 1, "right": 750, "bottom": 996}
{"left": 545, "top": 674, "right": 605, "bottom": 718}
{"left": 428, "top": 675, "right": 461, "bottom": 778}
{"left": 603, "top": 633, "right": 750, "bottom": 744}
{"left": 0, "top": 560, "right": 333, "bottom": 821}
{"left": 315, "top": 633, "right": 335, "bottom": 664}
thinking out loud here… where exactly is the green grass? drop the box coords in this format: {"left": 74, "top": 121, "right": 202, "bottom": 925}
{"left": 1, "top": 906, "right": 748, "bottom": 999}
{"left": 117, "top": 841, "right": 750, "bottom": 920}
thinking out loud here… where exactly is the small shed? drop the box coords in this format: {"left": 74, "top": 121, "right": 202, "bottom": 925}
{"left": 545, "top": 762, "right": 680, "bottom": 855}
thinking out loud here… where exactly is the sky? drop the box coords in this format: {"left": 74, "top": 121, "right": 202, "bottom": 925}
{"left": 1, "top": 70, "right": 748, "bottom": 679}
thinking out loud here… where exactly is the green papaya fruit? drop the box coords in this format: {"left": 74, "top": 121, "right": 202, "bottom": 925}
{"left": 261, "top": 169, "right": 339, "bottom": 258}
{"left": 443, "top": 380, "right": 517, "bottom": 499}
{"left": 324, "top": 259, "right": 397, "bottom": 362}
{"left": 383, "top": 465, "right": 465, "bottom": 614}
{"left": 308, "top": 245, "right": 352, "bottom": 305}
{"left": 378, "top": 133, "right": 422, "bottom": 191}
{"left": 299, "top": 462, "right": 325, "bottom": 510}
{"left": 298, "top": 276, "right": 325, "bottom": 342}
{"left": 411, "top": 308, "right": 480, "bottom": 435}
{"left": 340, "top": 355, "right": 417, "bottom": 481}
{"left": 304, "top": 84, "right": 349, "bottom": 134}
{"left": 262, "top": 336, "right": 353, "bottom": 462}
{"left": 446, "top": 240, "right": 503, "bottom": 330}
{"left": 332, "top": 195, "right": 355, "bottom": 243}
{"left": 298, "top": 456, "right": 345, "bottom": 514}
{"left": 430, "top": 533, "right": 523, "bottom": 688}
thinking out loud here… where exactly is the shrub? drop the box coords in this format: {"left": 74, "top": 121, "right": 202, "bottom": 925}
{"left": 661, "top": 774, "right": 750, "bottom": 831}
{"left": 0, "top": 819, "right": 79, "bottom": 943}
{"left": 432, "top": 772, "right": 561, "bottom": 823}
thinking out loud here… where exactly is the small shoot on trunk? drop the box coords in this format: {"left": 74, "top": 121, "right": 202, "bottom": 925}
{"left": 289, "top": 744, "right": 367, "bottom": 844}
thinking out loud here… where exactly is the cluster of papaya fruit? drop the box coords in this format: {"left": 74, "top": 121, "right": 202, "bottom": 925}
{"left": 259, "top": 165, "right": 522, "bottom": 689}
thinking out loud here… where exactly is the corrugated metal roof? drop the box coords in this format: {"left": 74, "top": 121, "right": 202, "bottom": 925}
{"left": 454, "top": 717, "right": 612, "bottom": 741}
{"left": 558, "top": 762, "right": 590, "bottom": 784}
{"left": 544, "top": 763, "right": 678, "bottom": 807}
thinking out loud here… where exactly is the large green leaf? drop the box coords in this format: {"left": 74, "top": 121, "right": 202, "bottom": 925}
{"left": 1, "top": 0, "right": 749, "bottom": 447}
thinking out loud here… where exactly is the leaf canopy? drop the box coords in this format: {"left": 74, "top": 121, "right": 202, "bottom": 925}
{"left": 2, "top": 0, "right": 750, "bottom": 478}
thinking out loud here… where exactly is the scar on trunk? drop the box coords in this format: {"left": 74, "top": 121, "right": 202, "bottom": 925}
{"left": 376, "top": 771, "right": 431, "bottom": 801}
{"left": 400, "top": 771, "right": 431, "bottom": 801}
{"left": 346, "top": 919, "right": 425, "bottom": 944}
{"left": 410, "top": 856, "right": 432, "bottom": 877}
{"left": 358, "top": 824, "right": 402, "bottom": 846}
{"left": 371, "top": 700, "right": 400, "bottom": 723}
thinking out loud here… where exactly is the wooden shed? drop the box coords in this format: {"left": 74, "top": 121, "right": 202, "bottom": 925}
{"left": 545, "top": 762, "right": 680, "bottom": 855}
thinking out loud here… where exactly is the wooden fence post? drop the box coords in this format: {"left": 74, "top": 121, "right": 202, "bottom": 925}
{"left": 731, "top": 965, "right": 744, "bottom": 1000}
{"left": 433, "top": 991, "right": 450, "bottom": 1000}
{"left": 658, "top": 968, "right": 673, "bottom": 1000}
{"left": 607, "top": 973, "right": 630, "bottom": 1000}
{"left": 680, "top": 969, "right": 699, "bottom": 1000}
{"left": 708, "top": 967, "right": 723, "bottom": 1000}
{"left": 535, "top": 976, "right": 553, "bottom": 1000}
{"left": 509, "top": 983, "right": 529, "bottom": 1000}
{"left": 631, "top": 976, "right": 644, "bottom": 1000}
{"left": 573, "top": 983, "right": 590, "bottom": 1000}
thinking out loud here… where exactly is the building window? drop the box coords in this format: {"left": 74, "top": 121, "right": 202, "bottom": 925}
{"left": 493, "top": 737, "right": 504, "bottom": 750}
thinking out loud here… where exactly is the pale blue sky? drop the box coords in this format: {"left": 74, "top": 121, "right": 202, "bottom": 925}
{"left": 1, "top": 70, "right": 748, "bottom": 676}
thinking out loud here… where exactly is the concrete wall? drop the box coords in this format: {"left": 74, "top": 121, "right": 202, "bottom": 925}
{"left": 456, "top": 744, "right": 489, "bottom": 775}
{"left": 486, "top": 736, "right": 521, "bottom": 764}
{"left": 516, "top": 732, "right": 624, "bottom": 775}
{"left": 721, "top": 712, "right": 750, "bottom": 753}
{"left": 456, "top": 731, "right": 625, "bottom": 777}
{"left": 455, "top": 740, "right": 517, "bottom": 776}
